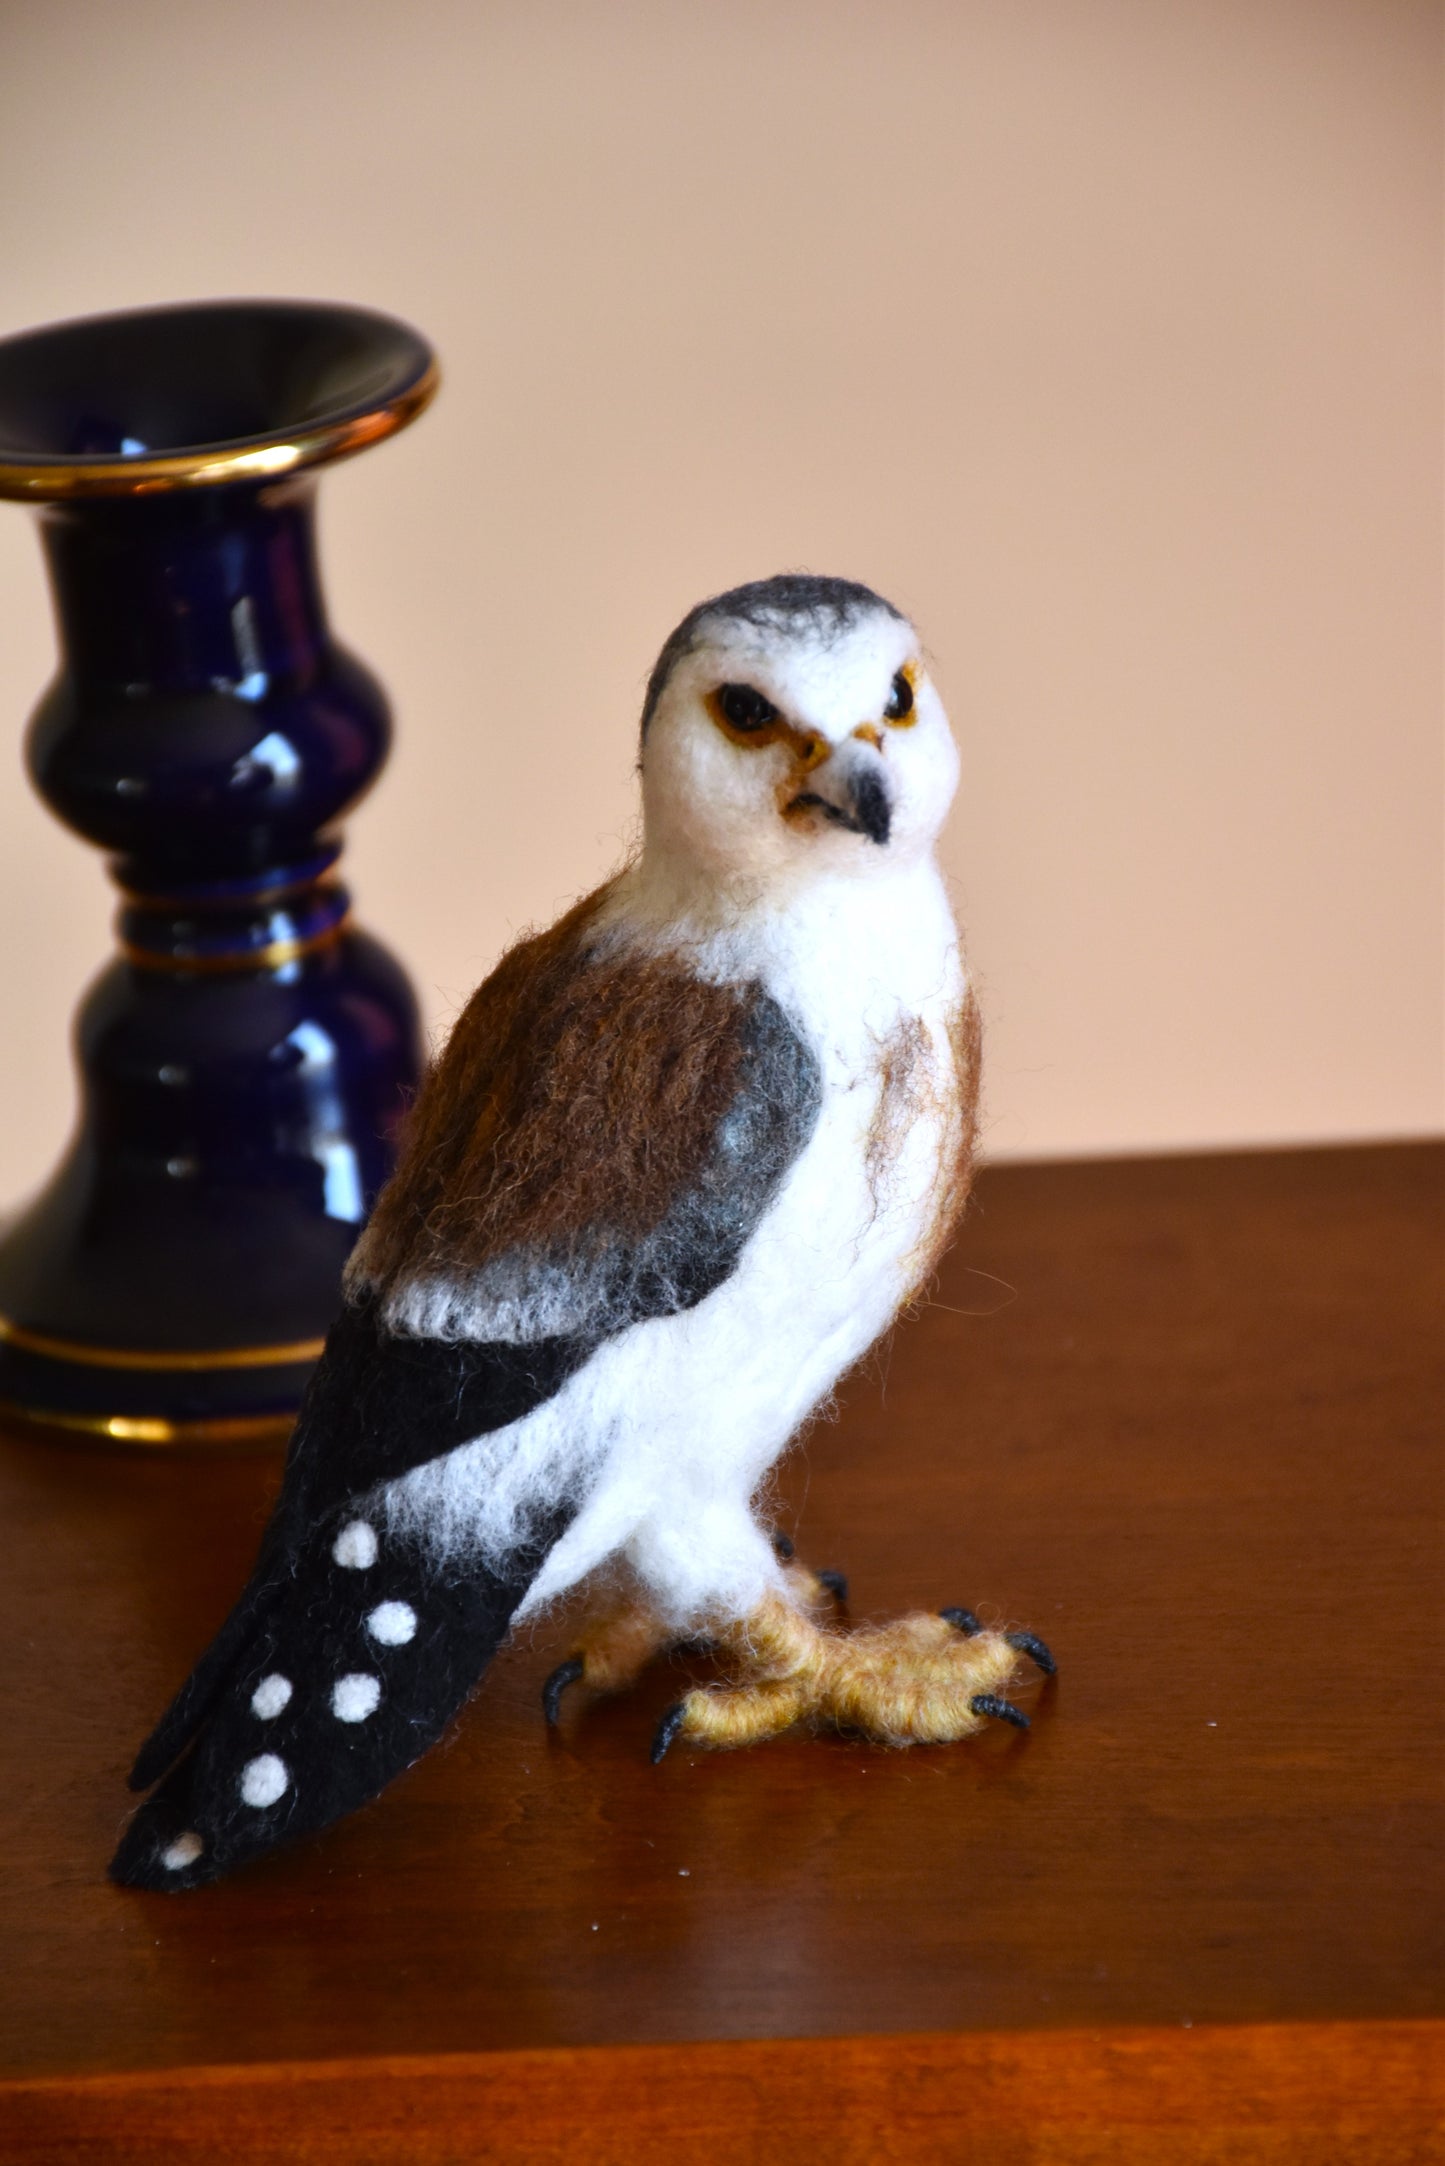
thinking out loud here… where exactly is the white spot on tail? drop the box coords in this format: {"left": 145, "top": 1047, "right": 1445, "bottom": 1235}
{"left": 239, "top": 1754, "right": 289, "bottom": 1808}
{"left": 331, "top": 1673, "right": 382, "bottom": 1723}
{"left": 366, "top": 1600, "right": 417, "bottom": 1646}
{"left": 161, "top": 1831, "right": 204, "bottom": 1871}
{"left": 333, "top": 1520, "right": 378, "bottom": 1569}
{"left": 250, "top": 1673, "right": 292, "bottom": 1720}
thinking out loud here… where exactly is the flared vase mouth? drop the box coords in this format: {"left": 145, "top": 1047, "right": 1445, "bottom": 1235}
{"left": 0, "top": 298, "right": 438, "bottom": 501}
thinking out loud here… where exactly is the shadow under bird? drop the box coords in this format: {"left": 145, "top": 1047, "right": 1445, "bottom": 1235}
{"left": 112, "top": 573, "right": 1054, "bottom": 1892}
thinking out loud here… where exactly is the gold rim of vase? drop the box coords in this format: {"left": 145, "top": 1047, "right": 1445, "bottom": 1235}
{"left": 0, "top": 358, "right": 439, "bottom": 501}
{"left": 0, "top": 1311, "right": 328, "bottom": 1371}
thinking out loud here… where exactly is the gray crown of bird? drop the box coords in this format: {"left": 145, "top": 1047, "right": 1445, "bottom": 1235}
{"left": 112, "top": 572, "right": 1054, "bottom": 1891}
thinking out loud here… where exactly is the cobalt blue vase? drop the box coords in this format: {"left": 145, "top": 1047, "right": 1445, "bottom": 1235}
{"left": 0, "top": 299, "right": 436, "bottom": 1444}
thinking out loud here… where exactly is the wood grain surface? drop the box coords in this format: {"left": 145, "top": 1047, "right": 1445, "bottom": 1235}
{"left": 5, "top": 2023, "right": 1443, "bottom": 2164}
{"left": 1, "top": 1144, "right": 1440, "bottom": 2160}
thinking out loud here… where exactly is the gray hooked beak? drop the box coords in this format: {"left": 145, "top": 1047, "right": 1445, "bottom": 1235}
{"left": 789, "top": 746, "right": 892, "bottom": 846}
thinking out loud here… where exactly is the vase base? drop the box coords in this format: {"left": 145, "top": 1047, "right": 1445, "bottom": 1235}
{"left": 0, "top": 1329, "right": 314, "bottom": 1452}
{"left": 0, "top": 1398, "right": 294, "bottom": 1452}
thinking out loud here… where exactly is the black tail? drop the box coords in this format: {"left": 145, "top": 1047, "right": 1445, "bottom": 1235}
{"left": 127, "top": 1539, "right": 301, "bottom": 1795}
{"left": 113, "top": 1298, "right": 585, "bottom": 1891}
{"left": 111, "top": 1506, "right": 549, "bottom": 1891}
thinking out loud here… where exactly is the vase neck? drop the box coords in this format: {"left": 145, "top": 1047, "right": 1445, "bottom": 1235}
{"left": 38, "top": 477, "right": 330, "bottom": 698}
{"left": 24, "top": 474, "right": 391, "bottom": 889}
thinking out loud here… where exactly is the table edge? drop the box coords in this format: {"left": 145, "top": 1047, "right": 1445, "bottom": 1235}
{"left": 3, "top": 2019, "right": 1442, "bottom": 2159}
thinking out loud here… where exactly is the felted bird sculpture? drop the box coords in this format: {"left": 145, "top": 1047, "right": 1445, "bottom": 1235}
{"left": 111, "top": 573, "right": 1054, "bottom": 1891}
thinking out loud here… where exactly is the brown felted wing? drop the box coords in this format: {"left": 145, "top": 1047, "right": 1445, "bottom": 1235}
{"left": 350, "top": 883, "right": 822, "bottom": 1325}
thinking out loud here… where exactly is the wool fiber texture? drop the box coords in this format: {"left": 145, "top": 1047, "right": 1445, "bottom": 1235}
{"left": 112, "top": 1498, "right": 567, "bottom": 1892}
{"left": 112, "top": 572, "right": 994, "bottom": 1892}
{"left": 670, "top": 1593, "right": 1024, "bottom": 1750}
{"left": 639, "top": 573, "right": 904, "bottom": 738}
{"left": 351, "top": 896, "right": 820, "bottom": 1345}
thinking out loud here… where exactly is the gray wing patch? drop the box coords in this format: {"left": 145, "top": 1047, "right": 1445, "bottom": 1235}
{"left": 381, "top": 988, "right": 821, "bottom": 1344}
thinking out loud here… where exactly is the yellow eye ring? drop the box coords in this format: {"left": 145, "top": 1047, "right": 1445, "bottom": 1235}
{"left": 708, "top": 683, "right": 786, "bottom": 750}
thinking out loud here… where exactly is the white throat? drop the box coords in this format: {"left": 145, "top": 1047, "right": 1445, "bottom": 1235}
{"left": 603, "top": 842, "right": 963, "bottom": 1057}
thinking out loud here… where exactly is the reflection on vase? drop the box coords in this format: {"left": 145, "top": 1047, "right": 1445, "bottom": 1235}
{"left": 0, "top": 299, "right": 437, "bottom": 1444}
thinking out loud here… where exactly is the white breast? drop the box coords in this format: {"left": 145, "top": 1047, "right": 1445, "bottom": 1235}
{"left": 707, "top": 854, "right": 966, "bottom": 1381}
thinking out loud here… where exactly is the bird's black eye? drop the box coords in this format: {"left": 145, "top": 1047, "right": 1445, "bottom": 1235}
{"left": 715, "top": 683, "right": 780, "bottom": 734}
{"left": 884, "top": 670, "right": 915, "bottom": 723}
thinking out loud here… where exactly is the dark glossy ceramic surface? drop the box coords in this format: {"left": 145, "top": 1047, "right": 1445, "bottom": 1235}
{"left": 29, "top": 482, "right": 391, "bottom": 876}
{"left": 0, "top": 302, "right": 433, "bottom": 1436}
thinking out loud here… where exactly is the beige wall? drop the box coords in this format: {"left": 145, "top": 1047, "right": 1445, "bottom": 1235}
{"left": 0, "top": 0, "right": 1439, "bottom": 1210}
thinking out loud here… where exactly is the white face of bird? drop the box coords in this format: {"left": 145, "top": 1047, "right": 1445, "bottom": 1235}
{"left": 639, "top": 603, "right": 961, "bottom": 892}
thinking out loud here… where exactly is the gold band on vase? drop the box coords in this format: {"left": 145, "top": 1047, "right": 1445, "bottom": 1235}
{"left": 0, "top": 1401, "right": 295, "bottom": 1449}
{"left": 119, "top": 916, "right": 350, "bottom": 976}
{"left": 0, "top": 1312, "right": 327, "bottom": 1372}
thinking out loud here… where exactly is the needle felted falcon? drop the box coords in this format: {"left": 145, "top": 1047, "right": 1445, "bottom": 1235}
{"left": 112, "top": 573, "right": 1054, "bottom": 1891}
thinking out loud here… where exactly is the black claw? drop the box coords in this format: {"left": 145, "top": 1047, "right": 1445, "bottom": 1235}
{"left": 815, "top": 1569, "right": 849, "bottom": 1603}
{"left": 971, "top": 1693, "right": 1030, "bottom": 1730}
{"left": 1005, "top": 1629, "right": 1056, "bottom": 1677}
{"left": 651, "top": 1703, "right": 688, "bottom": 1764}
{"left": 770, "top": 1529, "right": 796, "bottom": 1561}
{"left": 940, "top": 1606, "right": 983, "bottom": 1636}
{"left": 542, "top": 1655, "right": 585, "bottom": 1727}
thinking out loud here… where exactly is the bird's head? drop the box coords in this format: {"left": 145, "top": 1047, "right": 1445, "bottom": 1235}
{"left": 637, "top": 575, "right": 959, "bottom": 894}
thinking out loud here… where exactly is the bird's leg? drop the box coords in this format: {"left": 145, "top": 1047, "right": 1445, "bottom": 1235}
{"left": 768, "top": 1528, "right": 851, "bottom": 1614}
{"left": 542, "top": 1591, "right": 673, "bottom": 1724}
{"left": 652, "top": 1593, "right": 1054, "bottom": 1758}
{"left": 779, "top": 1556, "right": 851, "bottom": 1616}
{"left": 541, "top": 1548, "right": 848, "bottom": 1726}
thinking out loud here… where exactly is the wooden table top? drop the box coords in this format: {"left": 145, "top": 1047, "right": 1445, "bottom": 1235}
{"left": 1, "top": 1143, "right": 1441, "bottom": 2162}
